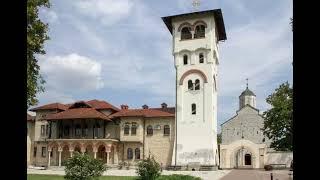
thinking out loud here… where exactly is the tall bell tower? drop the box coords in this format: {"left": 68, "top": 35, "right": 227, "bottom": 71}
{"left": 162, "top": 9, "right": 227, "bottom": 166}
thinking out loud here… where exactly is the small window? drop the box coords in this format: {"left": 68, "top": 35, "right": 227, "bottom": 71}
{"left": 181, "top": 27, "right": 192, "bottom": 40}
{"left": 183, "top": 55, "right": 188, "bottom": 65}
{"left": 192, "top": 104, "right": 196, "bottom": 115}
{"left": 194, "top": 25, "right": 205, "bottom": 38}
{"left": 95, "top": 124, "right": 100, "bottom": 137}
{"left": 199, "top": 53, "right": 204, "bottom": 63}
{"left": 127, "top": 148, "right": 133, "bottom": 159}
{"left": 164, "top": 125, "right": 170, "bottom": 136}
{"left": 147, "top": 125, "right": 153, "bottom": 135}
{"left": 33, "top": 147, "right": 37, "bottom": 157}
{"left": 75, "top": 124, "right": 81, "bottom": 137}
{"left": 82, "top": 124, "right": 88, "bottom": 137}
{"left": 188, "top": 80, "right": 193, "bottom": 90}
{"left": 135, "top": 148, "right": 140, "bottom": 159}
{"left": 257, "top": 131, "right": 259, "bottom": 134}
{"left": 46, "top": 124, "right": 49, "bottom": 136}
{"left": 64, "top": 126, "right": 70, "bottom": 136}
{"left": 41, "top": 147, "right": 46, "bottom": 157}
{"left": 131, "top": 123, "right": 137, "bottom": 135}
{"left": 41, "top": 125, "right": 45, "bottom": 136}
{"left": 195, "top": 79, "right": 200, "bottom": 90}
{"left": 124, "top": 125, "right": 130, "bottom": 135}
{"left": 50, "top": 151, "right": 53, "bottom": 157}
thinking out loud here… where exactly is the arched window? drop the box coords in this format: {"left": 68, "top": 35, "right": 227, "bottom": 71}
{"left": 82, "top": 124, "right": 88, "bottom": 137}
{"left": 75, "top": 124, "right": 81, "bottom": 137}
{"left": 135, "top": 148, "right": 140, "bottom": 159}
{"left": 192, "top": 104, "right": 196, "bottom": 115}
{"left": 164, "top": 125, "right": 170, "bottom": 136}
{"left": 188, "top": 80, "right": 193, "bottom": 90}
{"left": 181, "top": 27, "right": 192, "bottom": 40}
{"left": 194, "top": 25, "right": 205, "bottom": 38}
{"left": 195, "top": 79, "right": 200, "bottom": 90}
{"left": 183, "top": 55, "right": 188, "bottom": 65}
{"left": 127, "top": 148, "right": 133, "bottom": 159}
{"left": 124, "top": 125, "right": 130, "bottom": 135}
{"left": 64, "top": 126, "right": 70, "bottom": 136}
{"left": 147, "top": 125, "right": 153, "bottom": 135}
{"left": 131, "top": 123, "right": 137, "bottom": 135}
{"left": 199, "top": 53, "right": 204, "bottom": 63}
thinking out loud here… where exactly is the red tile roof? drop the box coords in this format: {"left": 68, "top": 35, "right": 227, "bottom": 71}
{"left": 109, "top": 108, "right": 175, "bottom": 118}
{"left": 27, "top": 113, "right": 35, "bottom": 121}
{"left": 150, "top": 107, "right": 175, "bottom": 114}
{"left": 86, "top": 100, "right": 120, "bottom": 111}
{"left": 46, "top": 108, "right": 111, "bottom": 121}
{"left": 29, "top": 103, "right": 68, "bottom": 112}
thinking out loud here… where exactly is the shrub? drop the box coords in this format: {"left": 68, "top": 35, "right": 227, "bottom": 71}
{"left": 157, "top": 174, "right": 202, "bottom": 180}
{"left": 64, "top": 152, "right": 106, "bottom": 180}
{"left": 264, "top": 165, "right": 273, "bottom": 171}
{"left": 136, "top": 156, "right": 161, "bottom": 180}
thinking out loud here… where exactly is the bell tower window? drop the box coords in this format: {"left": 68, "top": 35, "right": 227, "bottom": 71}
{"left": 199, "top": 53, "right": 204, "bottom": 63}
{"left": 194, "top": 25, "right": 205, "bottom": 38}
{"left": 188, "top": 80, "right": 193, "bottom": 90}
{"left": 195, "top": 79, "right": 200, "bottom": 90}
{"left": 181, "top": 27, "right": 192, "bottom": 40}
{"left": 183, "top": 55, "right": 188, "bottom": 65}
{"left": 191, "top": 103, "right": 196, "bottom": 115}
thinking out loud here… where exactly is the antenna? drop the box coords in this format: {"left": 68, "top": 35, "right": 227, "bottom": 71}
{"left": 192, "top": 0, "right": 200, "bottom": 12}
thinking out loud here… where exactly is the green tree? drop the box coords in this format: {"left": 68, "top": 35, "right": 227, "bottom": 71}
{"left": 262, "top": 82, "right": 293, "bottom": 151}
{"left": 27, "top": 0, "right": 50, "bottom": 108}
{"left": 136, "top": 155, "right": 161, "bottom": 180}
{"left": 64, "top": 152, "right": 106, "bottom": 180}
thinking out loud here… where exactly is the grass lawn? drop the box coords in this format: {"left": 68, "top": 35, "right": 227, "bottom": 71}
{"left": 27, "top": 174, "right": 138, "bottom": 180}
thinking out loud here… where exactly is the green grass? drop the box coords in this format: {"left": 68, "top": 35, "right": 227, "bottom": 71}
{"left": 27, "top": 174, "right": 138, "bottom": 180}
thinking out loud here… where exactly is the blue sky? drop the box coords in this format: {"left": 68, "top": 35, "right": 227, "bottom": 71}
{"left": 33, "top": 0, "right": 292, "bottom": 132}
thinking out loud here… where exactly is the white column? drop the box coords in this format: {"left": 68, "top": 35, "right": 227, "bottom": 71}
{"left": 106, "top": 152, "right": 110, "bottom": 164}
{"left": 70, "top": 151, "right": 73, "bottom": 157}
{"left": 114, "top": 146, "right": 118, "bottom": 164}
{"left": 48, "top": 150, "right": 51, "bottom": 167}
{"left": 58, "top": 150, "right": 62, "bottom": 167}
{"left": 94, "top": 151, "right": 97, "bottom": 159}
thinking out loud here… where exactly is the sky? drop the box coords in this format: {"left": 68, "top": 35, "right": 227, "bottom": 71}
{"left": 32, "top": 0, "right": 293, "bottom": 132}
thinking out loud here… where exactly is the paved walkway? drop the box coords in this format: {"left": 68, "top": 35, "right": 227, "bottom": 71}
{"left": 220, "top": 169, "right": 293, "bottom": 180}
{"left": 27, "top": 168, "right": 231, "bottom": 180}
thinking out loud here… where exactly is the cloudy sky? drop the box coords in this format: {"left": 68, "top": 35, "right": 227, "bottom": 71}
{"left": 33, "top": 0, "right": 292, "bottom": 132}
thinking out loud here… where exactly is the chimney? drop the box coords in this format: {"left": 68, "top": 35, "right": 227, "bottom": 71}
{"left": 161, "top": 103, "right": 167, "bottom": 109}
{"left": 142, "top": 104, "right": 149, "bottom": 109}
{"left": 121, "top": 104, "right": 129, "bottom": 110}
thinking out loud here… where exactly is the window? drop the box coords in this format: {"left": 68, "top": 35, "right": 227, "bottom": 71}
{"left": 135, "top": 148, "right": 140, "bottom": 159}
{"left": 46, "top": 124, "right": 49, "bottom": 136}
{"left": 95, "top": 124, "right": 100, "bottom": 138}
{"left": 181, "top": 27, "right": 192, "bottom": 40}
{"left": 262, "top": 138, "right": 265, "bottom": 142}
{"left": 194, "top": 25, "right": 205, "bottom": 38}
{"left": 131, "top": 123, "right": 137, "bottom": 135}
{"left": 41, "top": 125, "right": 45, "bottom": 136}
{"left": 82, "top": 124, "right": 88, "bottom": 137}
{"left": 127, "top": 148, "right": 133, "bottom": 159}
{"left": 164, "top": 125, "right": 170, "bottom": 136}
{"left": 50, "top": 151, "right": 53, "bottom": 157}
{"left": 257, "top": 131, "right": 259, "bottom": 134}
{"left": 192, "top": 104, "right": 196, "bottom": 115}
{"left": 33, "top": 147, "right": 37, "bottom": 157}
{"left": 75, "top": 124, "right": 81, "bottom": 137}
{"left": 195, "top": 79, "right": 200, "bottom": 90}
{"left": 183, "top": 55, "right": 188, "bottom": 65}
{"left": 147, "top": 125, "right": 153, "bottom": 135}
{"left": 41, "top": 147, "right": 46, "bottom": 157}
{"left": 124, "top": 125, "right": 130, "bottom": 135}
{"left": 199, "top": 53, "right": 204, "bottom": 63}
{"left": 188, "top": 80, "right": 193, "bottom": 90}
{"left": 64, "top": 126, "right": 70, "bottom": 136}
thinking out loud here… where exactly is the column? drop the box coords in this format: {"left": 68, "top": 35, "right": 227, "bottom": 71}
{"left": 94, "top": 151, "right": 97, "bottom": 159}
{"left": 70, "top": 150, "right": 73, "bottom": 157}
{"left": 47, "top": 150, "right": 52, "bottom": 167}
{"left": 106, "top": 152, "right": 110, "bottom": 164}
{"left": 58, "top": 150, "right": 62, "bottom": 167}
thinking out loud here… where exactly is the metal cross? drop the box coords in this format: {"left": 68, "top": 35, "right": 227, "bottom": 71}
{"left": 246, "top": 78, "right": 249, "bottom": 88}
{"left": 192, "top": 0, "right": 200, "bottom": 11}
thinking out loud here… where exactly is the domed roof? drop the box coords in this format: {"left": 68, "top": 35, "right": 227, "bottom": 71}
{"left": 240, "top": 87, "right": 256, "bottom": 97}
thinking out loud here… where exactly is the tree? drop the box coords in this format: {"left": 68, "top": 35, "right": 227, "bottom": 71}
{"left": 136, "top": 155, "right": 161, "bottom": 180}
{"left": 64, "top": 152, "right": 106, "bottom": 180}
{"left": 27, "top": 0, "right": 50, "bottom": 108}
{"left": 262, "top": 82, "right": 293, "bottom": 151}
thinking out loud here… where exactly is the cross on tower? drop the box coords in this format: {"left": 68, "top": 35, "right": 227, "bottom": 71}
{"left": 246, "top": 78, "right": 249, "bottom": 89}
{"left": 192, "top": 0, "right": 200, "bottom": 11}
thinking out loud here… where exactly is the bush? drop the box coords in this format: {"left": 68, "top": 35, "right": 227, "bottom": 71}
{"left": 64, "top": 152, "right": 106, "bottom": 180}
{"left": 157, "top": 174, "right": 201, "bottom": 180}
{"left": 136, "top": 156, "right": 161, "bottom": 180}
{"left": 264, "top": 165, "right": 273, "bottom": 171}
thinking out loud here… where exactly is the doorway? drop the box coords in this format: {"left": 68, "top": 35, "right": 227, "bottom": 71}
{"left": 245, "top": 154, "right": 251, "bottom": 165}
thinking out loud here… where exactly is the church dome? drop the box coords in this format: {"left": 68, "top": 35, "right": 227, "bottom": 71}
{"left": 240, "top": 87, "right": 256, "bottom": 97}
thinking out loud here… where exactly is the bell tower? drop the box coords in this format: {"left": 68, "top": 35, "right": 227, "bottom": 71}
{"left": 162, "top": 9, "right": 227, "bottom": 166}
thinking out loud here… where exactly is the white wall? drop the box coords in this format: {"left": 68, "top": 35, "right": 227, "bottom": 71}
{"left": 265, "top": 152, "right": 293, "bottom": 167}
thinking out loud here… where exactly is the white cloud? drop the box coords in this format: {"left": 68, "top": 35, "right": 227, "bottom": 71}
{"left": 39, "top": 53, "right": 104, "bottom": 93}
{"left": 39, "top": 8, "right": 59, "bottom": 24}
{"left": 37, "top": 89, "right": 75, "bottom": 105}
{"left": 73, "top": 0, "right": 134, "bottom": 26}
